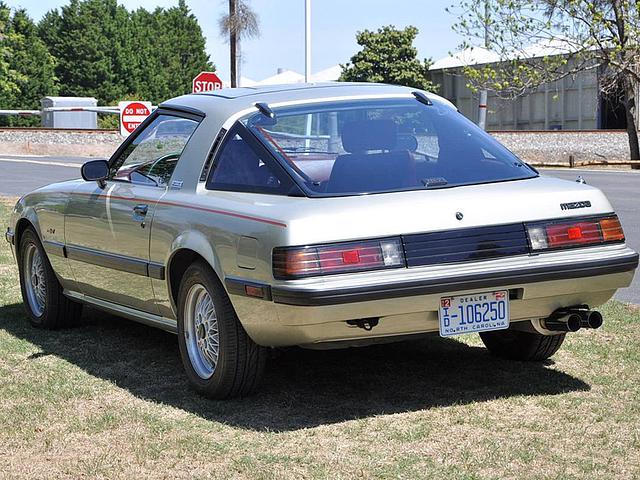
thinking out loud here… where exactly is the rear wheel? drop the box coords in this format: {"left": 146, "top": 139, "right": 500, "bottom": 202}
{"left": 18, "top": 227, "right": 82, "bottom": 328}
{"left": 480, "top": 329, "right": 565, "bottom": 361}
{"left": 177, "top": 261, "right": 266, "bottom": 399}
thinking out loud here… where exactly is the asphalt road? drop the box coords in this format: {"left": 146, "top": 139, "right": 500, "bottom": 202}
{"left": 0, "top": 156, "right": 638, "bottom": 302}
{"left": 0, "top": 155, "right": 85, "bottom": 196}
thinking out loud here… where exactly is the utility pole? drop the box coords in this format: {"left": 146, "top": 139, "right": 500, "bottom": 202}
{"left": 229, "top": 0, "right": 237, "bottom": 87}
{"left": 305, "top": 0, "right": 311, "bottom": 82}
{"left": 478, "top": 0, "right": 489, "bottom": 129}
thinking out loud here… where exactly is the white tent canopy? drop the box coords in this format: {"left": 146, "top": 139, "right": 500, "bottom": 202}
{"left": 257, "top": 69, "right": 306, "bottom": 85}
{"left": 239, "top": 76, "right": 258, "bottom": 87}
{"left": 310, "top": 65, "right": 342, "bottom": 82}
{"left": 218, "top": 65, "right": 342, "bottom": 87}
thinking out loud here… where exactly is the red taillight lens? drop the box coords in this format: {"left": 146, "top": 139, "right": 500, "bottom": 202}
{"left": 527, "top": 215, "right": 625, "bottom": 251}
{"left": 341, "top": 250, "right": 360, "bottom": 264}
{"left": 546, "top": 221, "right": 602, "bottom": 248}
{"left": 273, "top": 238, "right": 404, "bottom": 279}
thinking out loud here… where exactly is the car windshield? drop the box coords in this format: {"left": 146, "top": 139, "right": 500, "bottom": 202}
{"left": 244, "top": 98, "right": 537, "bottom": 196}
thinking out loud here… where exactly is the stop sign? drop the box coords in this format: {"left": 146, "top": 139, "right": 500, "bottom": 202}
{"left": 192, "top": 71, "right": 223, "bottom": 93}
{"left": 118, "top": 101, "right": 152, "bottom": 137}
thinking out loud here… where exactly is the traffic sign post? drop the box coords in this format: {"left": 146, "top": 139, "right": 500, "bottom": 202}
{"left": 192, "top": 72, "right": 223, "bottom": 93}
{"left": 119, "top": 101, "right": 152, "bottom": 137}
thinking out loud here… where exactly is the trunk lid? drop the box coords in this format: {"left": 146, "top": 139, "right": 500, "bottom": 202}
{"left": 282, "top": 176, "right": 613, "bottom": 245}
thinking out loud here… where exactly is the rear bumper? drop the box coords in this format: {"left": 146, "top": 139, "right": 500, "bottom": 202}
{"left": 225, "top": 245, "right": 638, "bottom": 347}
{"left": 267, "top": 252, "right": 638, "bottom": 306}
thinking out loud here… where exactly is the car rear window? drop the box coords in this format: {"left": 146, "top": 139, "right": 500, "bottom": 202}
{"left": 244, "top": 98, "right": 537, "bottom": 196}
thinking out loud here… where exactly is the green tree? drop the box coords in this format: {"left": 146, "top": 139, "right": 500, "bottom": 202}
{"left": 1, "top": 6, "right": 58, "bottom": 126}
{"left": 340, "top": 25, "right": 436, "bottom": 91}
{"left": 0, "top": 3, "right": 21, "bottom": 107}
{"left": 39, "top": 0, "right": 133, "bottom": 104}
{"left": 40, "top": 0, "right": 213, "bottom": 105}
{"left": 452, "top": 0, "right": 640, "bottom": 164}
{"left": 131, "top": 0, "right": 213, "bottom": 101}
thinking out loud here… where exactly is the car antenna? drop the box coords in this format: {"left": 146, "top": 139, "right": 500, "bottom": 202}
{"left": 255, "top": 102, "right": 275, "bottom": 119}
{"left": 412, "top": 91, "right": 433, "bottom": 106}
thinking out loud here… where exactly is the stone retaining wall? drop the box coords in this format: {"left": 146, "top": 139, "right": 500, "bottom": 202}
{"left": 0, "top": 129, "right": 121, "bottom": 157}
{"left": 0, "top": 128, "right": 635, "bottom": 166}
{"left": 492, "top": 131, "right": 631, "bottom": 165}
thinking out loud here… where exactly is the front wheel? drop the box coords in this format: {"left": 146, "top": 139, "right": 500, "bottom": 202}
{"left": 18, "top": 227, "right": 82, "bottom": 328}
{"left": 480, "top": 328, "right": 565, "bottom": 361}
{"left": 177, "top": 261, "right": 266, "bottom": 399}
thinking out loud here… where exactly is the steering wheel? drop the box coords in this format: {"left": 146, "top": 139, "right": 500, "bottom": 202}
{"left": 146, "top": 152, "right": 181, "bottom": 178}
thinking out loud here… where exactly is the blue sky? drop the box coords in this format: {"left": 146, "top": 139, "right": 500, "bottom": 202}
{"left": 4, "top": 0, "right": 463, "bottom": 81}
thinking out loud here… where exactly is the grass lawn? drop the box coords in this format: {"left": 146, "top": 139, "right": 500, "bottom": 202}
{"left": 0, "top": 196, "right": 639, "bottom": 479}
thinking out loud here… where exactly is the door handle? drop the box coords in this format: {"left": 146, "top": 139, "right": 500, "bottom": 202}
{"left": 133, "top": 204, "right": 148, "bottom": 216}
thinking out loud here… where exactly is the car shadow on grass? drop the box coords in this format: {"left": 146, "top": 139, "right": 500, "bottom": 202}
{"left": 0, "top": 303, "right": 590, "bottom": 432}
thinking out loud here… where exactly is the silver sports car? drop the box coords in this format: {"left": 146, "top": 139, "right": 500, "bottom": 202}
{"left": 6, "top": 83, "right": 638, "bottom": 398}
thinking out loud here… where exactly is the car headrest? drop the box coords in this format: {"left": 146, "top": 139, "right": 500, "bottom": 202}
{"left": 341, "top": 119, "right": 397, "bottom": 153}
{"left": 396, "top": 133, "right": 418, "bottom": 152}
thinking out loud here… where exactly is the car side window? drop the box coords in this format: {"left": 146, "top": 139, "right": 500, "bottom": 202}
{"left": 206, "top": 127, "right": 290, "bottom": 194}
{"left": 109, "top": 114, "right": 199, "bottom": 187}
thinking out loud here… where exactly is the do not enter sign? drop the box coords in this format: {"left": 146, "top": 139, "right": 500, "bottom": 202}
{"left": 119, "top": 101, "right": 152, "bottom": 137}
{"left": 192, "top": 71, "right": 223, "bottom": 93}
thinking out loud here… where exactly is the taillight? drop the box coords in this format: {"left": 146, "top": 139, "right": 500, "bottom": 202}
{"left": 600, "top": 217, "right": 625, "bottom": 242}
{"left": 273, "top": 238, "right": 404, "bottom": 279}
{"left": 526, "top": 215, "right": 625, "bottom": 251}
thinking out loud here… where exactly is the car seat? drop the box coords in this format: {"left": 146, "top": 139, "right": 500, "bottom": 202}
{"left": 325, "top": 120, "right": 416, "bottom": 193}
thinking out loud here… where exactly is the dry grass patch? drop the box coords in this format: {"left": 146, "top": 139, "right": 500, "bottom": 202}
{"left": 0, "top": 198, "right": 639, "bottom": 479}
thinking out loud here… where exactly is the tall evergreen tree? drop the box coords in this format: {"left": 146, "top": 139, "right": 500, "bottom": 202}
{"left": 131, "top": 0, "right": 213, "bottom": 102}
{"left": 1, "top": 7, "right": 58, "bottom": 126}
{"left": 0, "top": 3, "right": 21, "bottom": 106}
{"left": 157, "top": 0, "right": 213, "bottom": 97}
{"left": 39, "top": 0, "right": 133, "bottom": 104}
{"left": 39, "top": 0, "right": 213, "bottom": 105}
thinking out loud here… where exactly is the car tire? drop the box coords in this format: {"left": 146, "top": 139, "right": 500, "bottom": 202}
{"left": 18, "top": 227, "right": 82, "bottom": 329}
{"left": 480, "top": 329, "right": 566, "bottom": 361}
{"left": 177, "top": 261, "right": 266, "bottom": 399}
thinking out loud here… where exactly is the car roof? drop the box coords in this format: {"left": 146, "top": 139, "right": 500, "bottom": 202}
{"left": 159, "top": 82, "right": 454, "bottom": 124}
{"left": 194, "top": 82, "right": 357, "bottom": 99}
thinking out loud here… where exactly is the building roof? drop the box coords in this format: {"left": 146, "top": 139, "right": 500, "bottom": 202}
{"left": 430, "top": 39, "right": 576, "bottom": 71}
{"left": 430, "top": 47, "right": 500, "bottom": 70}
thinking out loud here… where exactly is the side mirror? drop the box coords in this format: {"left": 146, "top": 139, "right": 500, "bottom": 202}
{"left": 81, "top": 159, "right": 109, "bottom": 188}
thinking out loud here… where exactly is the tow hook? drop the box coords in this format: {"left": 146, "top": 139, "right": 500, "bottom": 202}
{"left": 346, "top": 318, "right": 379, "bottom": 331}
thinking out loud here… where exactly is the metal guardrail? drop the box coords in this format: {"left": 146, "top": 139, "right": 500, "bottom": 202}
{"left": 0, "top": 127, "right": 120, "bottom": 133}
{"left": 0, "top": 109, "right": 41, "bottom": 116}
{"left": 0, "top": 106, "right": 154, "bottom": 116}
{"left": 43, "top": 106, "right": 121, "bottom": 114}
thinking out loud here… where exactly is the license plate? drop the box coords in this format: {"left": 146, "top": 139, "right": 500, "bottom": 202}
{"left": 439, "top": 291, "right": 510, "bottom": 337}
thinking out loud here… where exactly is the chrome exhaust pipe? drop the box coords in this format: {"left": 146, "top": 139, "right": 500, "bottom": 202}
{"left": 543, "top": 313, "right": 582, "bottom": 332}
{"left": 578, "top": 310, "right": 603, "bottom": 329}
